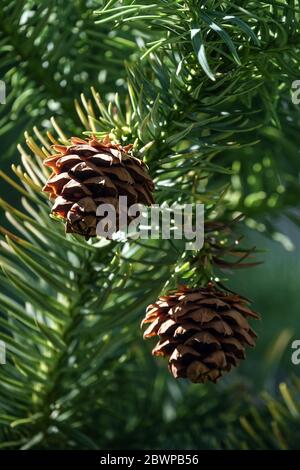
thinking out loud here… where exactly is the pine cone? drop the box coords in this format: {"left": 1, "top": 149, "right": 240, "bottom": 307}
{"left": 43, "top": 135, "right": 154, "bottom": 238}
{"left": 142, "top": 284, "right": 259, "bottom": 384}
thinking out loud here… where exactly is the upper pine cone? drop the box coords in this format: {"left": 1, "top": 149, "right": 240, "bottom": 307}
{"left": 43, "top": 135, "right": 155, "bottom": 238}
{"left": 142, "top": 284, "right": 259, "bottom": 384}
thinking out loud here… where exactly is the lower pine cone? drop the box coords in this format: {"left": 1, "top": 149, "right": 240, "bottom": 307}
{"left": 142, "top": 284, "right": 259, "bottom": 384}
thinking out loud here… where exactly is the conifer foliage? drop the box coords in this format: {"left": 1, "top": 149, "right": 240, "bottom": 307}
{"left": 0, "top": 0, "right": 299, "bottom": 450}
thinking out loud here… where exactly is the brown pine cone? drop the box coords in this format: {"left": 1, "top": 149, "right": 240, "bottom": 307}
{"left": 43, "top": 135, "right": 154, "bottom": 238}
{"left": 142, "top": 284, "right": 259, "bottom": 384}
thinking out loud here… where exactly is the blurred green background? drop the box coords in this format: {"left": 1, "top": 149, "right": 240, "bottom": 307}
{"left": 231, "top": 225, "right": 300, "bottom": 389}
